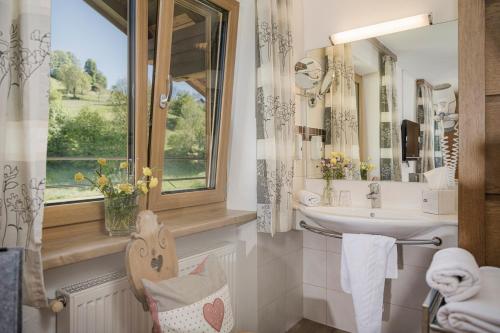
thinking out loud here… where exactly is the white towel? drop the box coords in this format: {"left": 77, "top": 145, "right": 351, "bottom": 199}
{"left": 340, "top": 234, "right": 398, "bottom": 333}
{"left": 437, "top": 266, "right": 500, "bottom": 333}
{"left": 426, "top": 247, "right": 480, "bottom": 302}
{"left": 298, "top": 190, "right": 321, "bottom": 207}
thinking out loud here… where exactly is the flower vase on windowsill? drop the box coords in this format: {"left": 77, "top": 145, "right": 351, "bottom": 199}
{"left": 104, "top": 193, "right": 139, "bottom": 236}
{"left": 74, "top": 159, "right": 159, "bottom": 236}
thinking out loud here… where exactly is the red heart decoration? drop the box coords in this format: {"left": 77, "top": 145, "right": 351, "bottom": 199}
{"left": 203, "top": 298, "right": 224, "bottom": 332}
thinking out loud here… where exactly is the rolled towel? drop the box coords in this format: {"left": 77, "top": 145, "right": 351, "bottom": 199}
{"left": 437, "top": 266, "right": 500, "bottom": 333}
{"left": 298, "top": 190, "right": 321, "bottom": 207}
{"left": 426, "top": 247, "right": 480, "bottom": 302}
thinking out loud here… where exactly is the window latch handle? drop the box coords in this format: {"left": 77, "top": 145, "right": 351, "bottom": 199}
{"left": 159, "top": 74, "right": 172, "bottom": 109}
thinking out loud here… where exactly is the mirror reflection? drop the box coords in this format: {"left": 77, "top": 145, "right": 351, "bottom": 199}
{"left": 299, "top": 20, "right": 458, "bottom": 183}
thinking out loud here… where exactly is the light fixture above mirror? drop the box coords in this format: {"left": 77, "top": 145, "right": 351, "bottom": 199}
{"left": 329, "top": 13, "right": 432, "bottom": 45}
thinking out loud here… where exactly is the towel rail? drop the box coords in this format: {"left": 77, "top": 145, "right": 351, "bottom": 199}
{"left": 299, "top": 221, "right": 442, "bottom": 246}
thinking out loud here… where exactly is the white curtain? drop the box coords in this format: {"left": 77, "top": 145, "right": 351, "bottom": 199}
{"left": 256, "top": 0, "right": 295, "bottom": 235}
{"left": 324, "top": 44, "right": 360, "bottom": 170}
{"left": 417, "top": 82, "right": 436, "bottom": 174}
{"left": 379, "top": 55, "right": 402, "bottom": 181}
{"left": 0, "top": 0, "right": 51, "bottom": 307}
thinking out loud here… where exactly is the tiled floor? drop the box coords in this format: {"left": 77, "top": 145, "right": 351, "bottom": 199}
{"left": 286, "top": 319, "right": 349, "bottom": 333}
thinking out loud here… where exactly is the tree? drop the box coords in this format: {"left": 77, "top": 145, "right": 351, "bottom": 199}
{"left": 84, "top": 59, "right": 97, "bottom": 78}
{"left": 76, "top": 71, "right": 92, "bottom": 95}
{"left": 59, "top": 64, "right": 91, "bottom": 98}
{"left": 94, "top": 71, "right": 107, "bottom": 90}
{"left": 50, "top": 50, "right": 78, "bottom": 80}
{"left": 166, "top": 92, "right": 206, "bottom": 158}
{"left": 84, "top": 58, "right": 108, "bottom": 92}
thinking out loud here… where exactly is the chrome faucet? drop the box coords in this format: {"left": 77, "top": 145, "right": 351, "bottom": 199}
{"left": 366, "top": 183, "right": 381, "bottom": 208}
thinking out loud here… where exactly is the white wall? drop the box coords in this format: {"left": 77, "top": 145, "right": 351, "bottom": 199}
{"left": 226, "top": 0, "right": 256, "bottom": 212}
{"left": 303, "top": 0, "right": 458, "bottom": 51}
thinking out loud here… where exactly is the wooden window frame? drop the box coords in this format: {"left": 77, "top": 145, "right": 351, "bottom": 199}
{"left": 147, "top": 0, "right": 239, "bottom": 212}
{"left": 44, "top": 0, "right": 239, "bottom": 228}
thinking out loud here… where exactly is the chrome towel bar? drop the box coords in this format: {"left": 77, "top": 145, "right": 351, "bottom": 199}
{"left": 299, "top": 221, "right": 442, "bottom": 246}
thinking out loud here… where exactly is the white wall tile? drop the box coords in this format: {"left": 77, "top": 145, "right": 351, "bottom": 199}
{"left": 303, "top": 248, "right": 327, "bottom": 287}
{"left": 293, "top": 176, "right": 305, "bottom": 195}
{"left": 303, "top": 283, "right": 327, "bottom": 324}
{"left": 284, "top": 230, "right": 303, "bottom": 254}
{"left": 303, "top": 231, "right": 327, "bottom": 251}
{"left": 258, "top": 295, "right": 287, "bottom": 333}
{"left": 382, "top": 303, "right": 422, "bottom": 333}
{"left": 258, "top": 257, "right": 286, "bottom": 309}
{"left": 257, "top": 233, "right": 287, "bottom": 267}
{"left": 326, "top": 252, "right": 342, "bottom": 291}
{"left": 285, "top": 286, "right": 303, "bottom": 331}
{"left": 326, "top": 289, "right": 357, "bottom": 333}
{"left": 285, "top": 249, "right": 303, "bottom": 291}
{"left": 326, "top": 237, "right": 342, "bottom": 254}
{"left": 399, "top": 245, "right": 437, "bottom": 268}
{"left": 384, "top": 265, "right": 430, "bottom": 310}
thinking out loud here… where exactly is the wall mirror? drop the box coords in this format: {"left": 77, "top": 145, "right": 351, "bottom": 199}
{"left": 304, "top": 20, "right": 458, "bottom": 183}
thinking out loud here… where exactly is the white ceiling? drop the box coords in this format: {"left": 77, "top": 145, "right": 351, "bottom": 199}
{"left": 378, "top": 20, "right": 458, "bottom": 91}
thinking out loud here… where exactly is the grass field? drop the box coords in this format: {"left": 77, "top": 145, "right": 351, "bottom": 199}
{"left": 46, "top": 79, "right": 207, "bottom": 203}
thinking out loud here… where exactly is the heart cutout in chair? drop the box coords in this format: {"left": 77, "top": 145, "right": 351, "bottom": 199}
{"left": 203, "top": 298, "right": 224, "bottom": 332}
{"left": 150, "top": 254, "right": 163, "bottom": 272}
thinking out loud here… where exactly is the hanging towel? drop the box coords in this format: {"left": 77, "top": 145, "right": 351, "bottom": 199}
{"left": 298, "top": 190, "right": 321, "bottom": 207}
{"left": 437, "top": 266, "right": 500, "bottom": 333}
{"left": 341, "top": 234, "right": 398, "bottom": 333}
{"left": 426, "top": 247, "right": 480, "bottom": 302}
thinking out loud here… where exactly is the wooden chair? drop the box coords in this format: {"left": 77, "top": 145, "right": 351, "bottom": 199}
{"left": 125, "top": 211, "right": 254, "bottom": 333}
{"left": 125, "top": 210, "right": 178, "bottom": 310}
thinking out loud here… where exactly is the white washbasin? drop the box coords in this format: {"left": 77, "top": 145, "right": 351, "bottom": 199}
{"left": 299, "top": 205, "right": 457, "bottom": 239}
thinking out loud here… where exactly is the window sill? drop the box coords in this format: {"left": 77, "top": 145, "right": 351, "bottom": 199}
{"left": 42, "top": 204, "right": 256, "bottom": 270}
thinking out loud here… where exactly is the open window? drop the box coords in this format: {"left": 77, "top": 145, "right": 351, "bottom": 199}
{"left": 44, "top": 0, "right": 239, "bottom": 227}
{"left": 148, "top": 0, "right": 238, "bottom": 211}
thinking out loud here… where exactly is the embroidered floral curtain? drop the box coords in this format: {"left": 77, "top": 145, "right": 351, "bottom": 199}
{"left": 0, "top": 0, "right": 51, "bottom": 307}
{"left": 324, "top": 45, "right": 360, "bottom": 173}
{"left": 256, "top": 0, "right": 295, "bottom": 235}
{"left": 379, "top": 55, "right": 402, "bottom": 181}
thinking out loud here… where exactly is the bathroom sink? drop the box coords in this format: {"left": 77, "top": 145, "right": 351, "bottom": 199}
{"left": 299, "top": 206, "right": 457, "bottom": 239}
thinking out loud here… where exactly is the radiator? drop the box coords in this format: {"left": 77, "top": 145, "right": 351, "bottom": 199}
{"left": 56, "top": 242, "right": 237, "bottom": 333}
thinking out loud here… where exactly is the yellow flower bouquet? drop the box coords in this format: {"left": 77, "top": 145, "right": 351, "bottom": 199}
{"left": 74, "top": 159, "right": 158, "bottom": 236}
{"left": 359, "top": 158, "right": 375, "bottom": 181}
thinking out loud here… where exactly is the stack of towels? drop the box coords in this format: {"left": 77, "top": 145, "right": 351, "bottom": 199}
{"left": 426, "top": 248, "right": 500, "bottom": 333}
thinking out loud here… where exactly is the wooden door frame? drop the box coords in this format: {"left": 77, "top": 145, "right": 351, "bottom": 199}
{"left": 458, "top": 0, "right": 486, "bottom": 264}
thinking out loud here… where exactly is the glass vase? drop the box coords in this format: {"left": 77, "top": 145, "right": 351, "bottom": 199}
{"left": 104, "top": 194, "right": 139, "bottom": 236}
{"left": 361, "top": 169, "right": 368, "bottom": 181}
{"left": 322, "top": 179, "right": 337, "bottom": 206}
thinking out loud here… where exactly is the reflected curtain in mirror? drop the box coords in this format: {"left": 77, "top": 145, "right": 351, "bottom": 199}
{"left": 379, "top": 55, "right": 401, "bottom": 181}
{"left": 324, "top": 45, "right": 360, "bottom": 172}
{"left": 256, "top": 0, "right": 295, "bottom": 235}
{"left": 0, "top": 0, "right": 51, "bottom": 307}
{"left": 416, "top": 81, "right": 437, "bottom": 174}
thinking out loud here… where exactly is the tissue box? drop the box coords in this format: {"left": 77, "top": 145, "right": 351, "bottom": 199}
{"left": 422, "top": 190, "right": 457, "bottom": 215}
